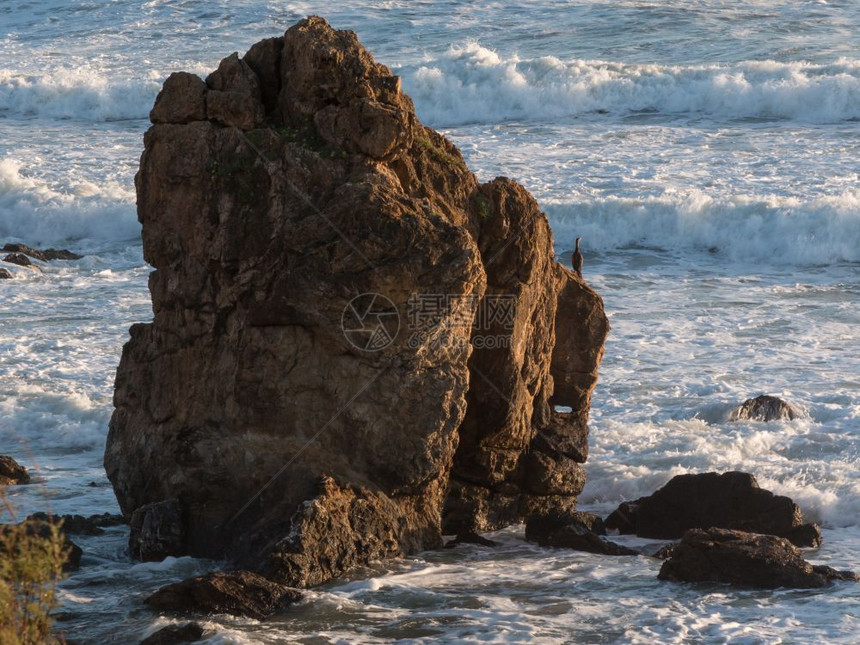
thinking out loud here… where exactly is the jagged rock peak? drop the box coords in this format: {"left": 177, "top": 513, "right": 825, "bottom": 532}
{"left": 106, "top": 17, "right": 608, "bottom": 592}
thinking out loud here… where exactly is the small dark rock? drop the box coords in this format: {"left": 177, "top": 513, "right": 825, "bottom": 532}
{"left": 0, "top": 267, "right": 12, "bottom": 279}
{"left": 0, "top": 519, "right": 82, "bottom": 571}
{"left": 0, "top": 455, "right": 30, "bottom": 485}
{"left": 444, "top": 531, "right": 499, "bottom": 548}
{"left": 811, "top": 565, "right": 860, "bottom": 582}
{"left": 783, "top": 522, "right": 823, "bottom": 548}
{"left": 145, "top": 570, "right": 303, "bottom": 619}
{"left": 3, "top": 253, "right": 41, "bottom": 271}
{"left": 2, "top": 243, "right": 47, "bottom": 261}
{"left": 572, "top": 511, "right": 606, "bottom": 535}
{"left": 27, "top": 512, "right": 104, "bottom": 536}
{"left": 140, "top": 622, "right": 207, "bottom": 645}
{"left": 658, "top": 528, "right": 857, "bottom": 588}
{"left": 88, "top": 512, "right": 126, "bottom": 528}
{"left": 604, "top": 472, "right": 819, "bottom": 547}
{"left": 130, "top": 499, "right": 184, "bottom": 561}
{"left": 604, "top": 501, "right": 638, "bottom": 534}
{"left": 1, "top": 243, "right": 82, "bottom": 261}
{"left": 730, "top": 395, "right": 800, "bottom": 422}
{"left": 526, "top": 512, "right": 637, "bottom": 556}
{"left": 42, "top": 248, "right": 83, "bottom": 261}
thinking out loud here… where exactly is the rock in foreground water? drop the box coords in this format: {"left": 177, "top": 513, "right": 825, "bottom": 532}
{"left": 145, "top": 571, "right": 303, "bottom": 620}
{"left": 730, "top": 395, "right": 800, "bottom": 421}
{"left": 659, "top": 528, "right": 857, "bottom": 588}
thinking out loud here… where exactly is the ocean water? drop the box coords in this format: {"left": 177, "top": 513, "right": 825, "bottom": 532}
{"left": 1, "top": 1, "right": 858, "bottom": 642}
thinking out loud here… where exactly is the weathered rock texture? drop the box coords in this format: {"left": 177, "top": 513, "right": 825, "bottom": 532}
{"left": 0, "top": 455, "right": 30, "bottom": 485}
{"left": 145, "top": 571, "right": 302, "bottom": 619}
{"left": 106, "top": 17, "right": 608, "bottom": 587}
{"left": 129, "top": 499, "right": 184, "bottom": 561}
{"left": 140, "top": 623, "right": 208, "bottom": 645}
{"left": 659, "top": 528, "right": 858, "bottom": 588}
{"left": 730, "top": 395, "right": 800, "bottom": 422}
{"left": 605, "top": 472, "right": 821, "bottom": 547}
{"left": 526, "top": 512, "right": 636, "bottom": 556}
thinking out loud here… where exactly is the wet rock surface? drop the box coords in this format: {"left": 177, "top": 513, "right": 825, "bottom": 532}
{"left": 730, "top": 394, "right": 800, "bottom": 422}
{"left": 26, "top": 512, "right": 111, "bottom": 536}
{"left": 526, "top": 512, "right": 636, "bottom": 556}
{"left": 0, "top": 267, "right": 12, "bottom": 279}
{"left": 145, "top": 571, "right": 303, "bottom": 620}
{"left": 3, "top": 252, "right": 40, "bottom": 270}
{"left": 0, "top": 518, "right": 83, "bottom": 571}
{"left": 658, "top": 528, "right": 858, "bottom": 588}
{"left": 0, "top": 455, "right": 30, "bottom": 485}
{"left": 105, "top": 15, "right": 608, "bottom": 588}
{"left": 139, "top": 623, "right": 208, "bottom": 645}
{"left": 605, "top": 472, "right": 821, "bottom": 547}
{"left": 1, "top": 243, "right": 82, "bottom": 261}
{"left": 129, "top": 499, "right": 184, "bottom": 561}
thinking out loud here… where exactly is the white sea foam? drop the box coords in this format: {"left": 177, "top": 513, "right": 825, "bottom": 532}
{"left": 404, "top": 47, "right": 860, "bottom": 125}
{"left": 0, "top": 68, "right": 159, "bottom": 122}
{"left": 547, "top": 189, "right": 860, "bottom": 265}
{"left": 0, "top": 158, "right": 139, "bottom": 246}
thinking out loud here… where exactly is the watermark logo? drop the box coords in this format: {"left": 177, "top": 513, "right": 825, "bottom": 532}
{"left": 342, "top": 292, "right": 517, "bottom": 352}
{"left": 341, "top": 293, "right": 400, "bottom": 352}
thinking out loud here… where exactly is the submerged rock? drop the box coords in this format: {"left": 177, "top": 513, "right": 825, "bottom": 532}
{"left": 145, "top": 571, "right": 303, "bottom": 620}
{"left": 105, "top": 16, "right": 607, "bottom": 587}
{"left": 730, "top": 395, "right": 800, "bottom": 422}
{"left": 659, "top": 528, "right": 858, "bottom": 588}
{"left": 444, "top": 531, "right": 499, "bottom": 548}
{"left": 0, "top": 455, "right": 30, "bottom": 485}
{"left": 3, "top": 252, "right": 41, "bottom": 270}
{"left": 0, "top": 518, "right": 83, "bottom": 571}
{"left": 139, "top": 623, "right": 207, "bottom": 645}
{"left": 0, "top": 267, "right": 12, "bottom": 279}
{"left": 1, "top": 243, "right": 82, "bottom": 261}
{"left": 605, "top": 471, "right": 821, "bottom": 547}
{"left": 526, "top": 512, "right": 636, "bottom": 556}
{"left": 27, "top": 512, "right": 105, "bottom": 536}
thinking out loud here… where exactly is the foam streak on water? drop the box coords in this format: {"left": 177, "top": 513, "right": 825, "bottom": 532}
{"left": 1, "top": 1, "right": 858, "bottom": 642}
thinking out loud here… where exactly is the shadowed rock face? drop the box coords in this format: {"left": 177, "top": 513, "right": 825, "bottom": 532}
{"left": 605, "top": 471, "right": 821, "bottom": 547}
{"left": 105, "top": 16, "right": 608, "bottom": 586}
{"left": 730, "top": 395, "right": 800, "bottom": 422}
{"left": 659, "top": 528, "right": 858, "bottom": 588}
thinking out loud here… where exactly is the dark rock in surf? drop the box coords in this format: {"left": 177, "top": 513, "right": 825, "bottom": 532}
{"left": 0, "top": 267, "right": 12, "bottom": 279}
{"left": 27, "top": 512, "right": 104, "bottom": 536}
{"left": 129, "top": 499, "right": 184, "bottom": 561}
{"left": 0, "top": 455, "right": 30, "bottom": 485}
{"left": 139, "top": 623, "right": 208, "bottom": 645}
{"left": 658, "top": 528, "right": 858, "bottom": 588}
{"left": 444, "top": 531, "right": 499, "bottom": 548}
{"left": 605, "top": 471, "right": 821, "bottom": 547}
{"left": 526, "top": 511, "right": 634, "bottom": 555}
{"left": 0, "top": 518, "right": 83, "bottom": 571}
{"left": 3, "top": 253, "right": 40, "bottom": 270}
{"left": 145, "top": 570, "right": 303, "bottom": 620}
{"left": 730, "top": 394, "right": 800, "bottom": 422}
{"left": 106, "top": 16, "right": 608, "bottom": 589}
{"left": 1, "top": 243, "right": 82, "bottom": 261}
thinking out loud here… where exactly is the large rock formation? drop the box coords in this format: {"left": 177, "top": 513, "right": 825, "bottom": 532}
{"left": 105, "top": 17, "right": 608, "bottom": 586}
